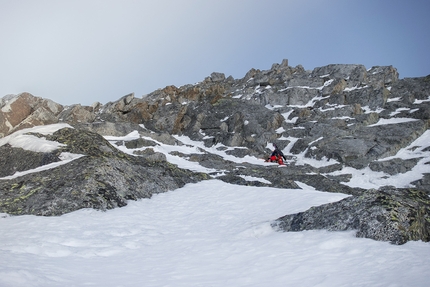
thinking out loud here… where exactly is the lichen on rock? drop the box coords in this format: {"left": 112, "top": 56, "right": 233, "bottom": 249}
{"left": 272, "top": 186, "right": 430, "bottom": 244}
{"left": 0, "top": 128, "right": 208, "bottom": 216}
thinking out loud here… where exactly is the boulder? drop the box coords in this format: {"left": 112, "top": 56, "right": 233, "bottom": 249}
{"left": 272, "top": 186, "right": 430, "bottom": 245}
{"left": 58, "top": 104, "right": 96, "bottom": 123}
{"left": 367, "top": 65, "right": 399, "bottom": 87}
{"left": 133, "top": 148, "right": 167, "bottom": 162}
{"left": 369, "top": 157, "right": 421, "bottom": 175}
{"left": 210, "top": 72, "right": 226, "bottom": 82}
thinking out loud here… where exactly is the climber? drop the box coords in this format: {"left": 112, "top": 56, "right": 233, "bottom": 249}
{"left": 266, "top": 143, "right": 286, "bottom": 165}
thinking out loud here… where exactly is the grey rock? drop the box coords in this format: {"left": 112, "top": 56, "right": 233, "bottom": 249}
{"left": 311, "top": 64, "right": 366, "bottom": 80}
{"left": 121, "top": 138, "right": 158, "bottom": 149}
{"left": 58, "top": 104, "right": 96, "bottom": 123}
{"left": 133, "top": 148, "right": 167, "bottom": 162}
{"left": 210, "top": 72, "right": 226, "bottom": 82}
{"left": 344, "top": 87, "right": 389, "bottom": 110}
{"left": 272, "top": 186, "right": 430, "bottom": 245}
{"left": 411, "top": 173, "right": 430, "bottom": 194}
{"left": 297, "top": 116, "right": 428, "bottom": 169}
{"left": 216, "top": 174, "right": 269, "bottom": 187}
{"left": 367, "top": 66, "right": 399, "bottom": 87}
{"left": 225, "top": 148, "right": 252, "bottom": 158}
{"left": 73, "top": 121, "right": 143, "bottom": 137}
{"left": 0, "top": 128, "right": 208, "bottom": 216}
{"left": 369, "top": 158, "right": 422, "bottom": 175}
{"left": 0, "top": 144, "right": 60, "bottom": 177}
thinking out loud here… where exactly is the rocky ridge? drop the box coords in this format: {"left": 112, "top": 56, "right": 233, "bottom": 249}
{"left": 1, "top": 59, "right": 429, "bottom": 244}
{"left": 0, "top": 126, "right": 207, "bottom": 215}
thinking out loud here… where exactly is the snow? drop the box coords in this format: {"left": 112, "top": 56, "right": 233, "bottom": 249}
{"left": 169, "top": 135, "right": 266, "bottom": 167}
{"left": 343, "top": 85, "right": 369, "bottom": 92}
{"left": 0, "top": 124, "right": 83, "bottom": 180}
{"left": 288, "top": 95, "right": 330, "bottom": 108}
{"left": 326, "top": 130, "right": 430, "bottom": 189}
{"left": 1, "top": 180, "right": 429, "bottom": 287}
{"left": 328, "top": 165, "right": 412, "bottom": 189}
{"left": 308, "top": 136, "right": 323, "bottom": 146}
{"left": 390, "top": 107, "right": 411, "bottom": 116}
{"left": 367, "top": 117, "right": 419, "bottom": 127}
{"left": 239, "top": 175, "right": 272, "bottom": 184}
{"left": 1, "top": 124, "right": 430, "bottom": 286}
{"left": 0, "top": 123, "right": 72, "bottom": 152}
{"left": 275, "top": 126, "right": 285, "bottom": 133}
{"left": 282, "top": 110, "right": 298, "bottom": 123}
{"left": 318, "top": 103, "right": 348, "bottom": 112}
{"left": 0, "top": 95, "right": 18, "bottom": 112}
{"left": 414, "top": 96, "right": 430, "bottom": 104}
{"left": 387, "top": 97, "right": 402, "bottom": 102}
{"left": 282, "top": 79, "right": 334, "bottom": 92}
{"left": 104, "top": 130, "right": 141, "bottom": 142}
{"left": 332, "top": 116, "right": 355, "bottom": 120}
{"left": 0, "top": 153, "right": 84, "bottom": 180}
{"left": 381, "top": 130, "right": 430, "bottom": 161}
{"left": 361, "top": 105, "right": 385, "bottom": 114}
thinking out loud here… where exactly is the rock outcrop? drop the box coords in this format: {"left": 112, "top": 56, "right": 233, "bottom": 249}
{"left": 0, "top": 143, "right": 60, "bottom": 177}
{"left": 3, "top": 61, "right": 428, "bottom": 178}
{"left": 272, "top": 186, "right": 430, "bottom": 244}
{"left": 0, "top": 93, "right": 63, "bottom": 137}
{"left": 0, "top": 128, "right": 207, "bottom": 216}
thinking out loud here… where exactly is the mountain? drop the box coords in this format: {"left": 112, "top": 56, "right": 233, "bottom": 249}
{"left": 0, "top": 59, "right": 429, "bottom": 244}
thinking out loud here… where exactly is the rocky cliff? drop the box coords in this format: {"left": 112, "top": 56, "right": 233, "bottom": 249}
{"left": 1, "top": 59, "right": 429, "bottom": 244}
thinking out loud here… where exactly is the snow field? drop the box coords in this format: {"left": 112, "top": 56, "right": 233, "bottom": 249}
{"left": 1, "top": 180, "right": 430, "bottom": 286}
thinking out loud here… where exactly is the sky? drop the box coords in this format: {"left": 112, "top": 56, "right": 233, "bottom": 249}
{"left": 1, "top": 0, "right": 429, "bottom": 106}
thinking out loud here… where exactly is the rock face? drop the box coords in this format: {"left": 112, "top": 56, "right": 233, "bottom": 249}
{"left": 3, "top": 62, "right": 428, "bottom": 178}
{"left": 272, "top": 187, "right": 430, "bottom": 245}
{"left": 0, "top": 93, "right": 63, "bottom": 137}
{"left": 0, "top": 128, "right": 207, "bottom": 216}
{"left": 0, "top": 144, "right": 60, "bottom": 177}
{"left": 1, "top": 59, "right": 429, "bottom": 244}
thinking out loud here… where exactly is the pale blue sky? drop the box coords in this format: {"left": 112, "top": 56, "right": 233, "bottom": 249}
{"left": 1, "top": 0, "right": 429, "bottom": 105}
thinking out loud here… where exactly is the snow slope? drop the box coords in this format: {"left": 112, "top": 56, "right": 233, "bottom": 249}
{"left": 2, "top": 181, "right": 429, "bottom": 287}
{"left": 1, "top": 124, "right": 430, "bottom": 286}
